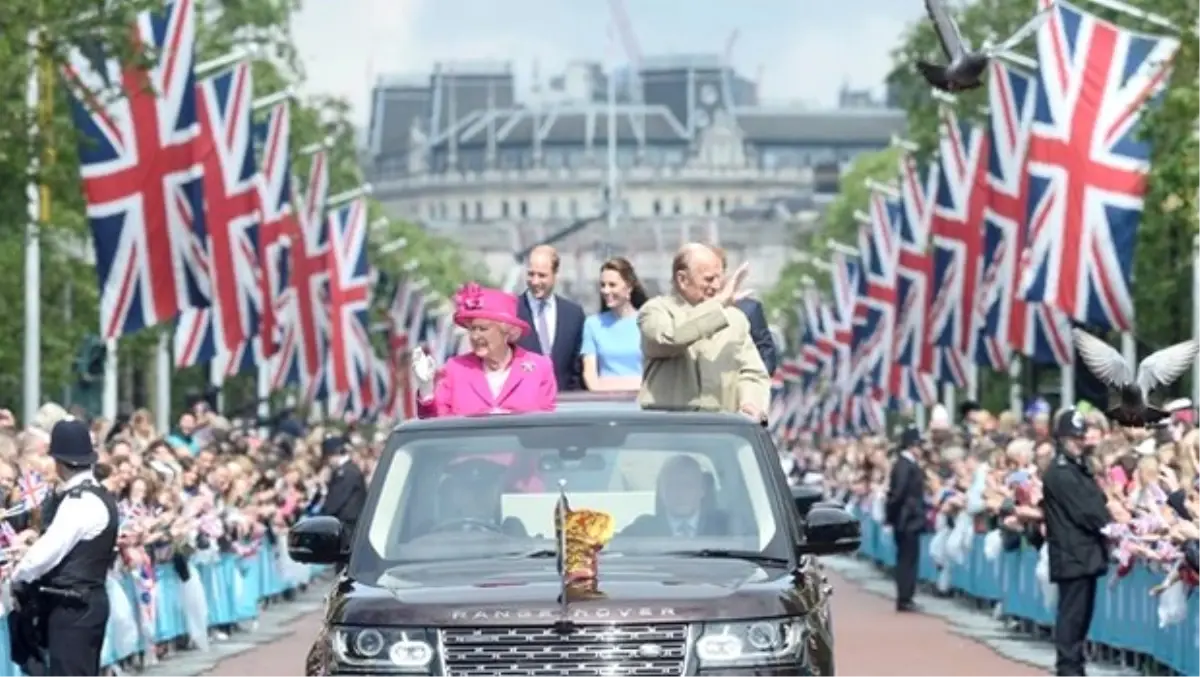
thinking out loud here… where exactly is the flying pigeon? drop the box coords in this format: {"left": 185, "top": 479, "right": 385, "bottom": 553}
{"left": 917, "top": 0, "right": 1055, "bottom": 92}
{"left": 1072, "top": 328, "right": 1198, "bottom": 428}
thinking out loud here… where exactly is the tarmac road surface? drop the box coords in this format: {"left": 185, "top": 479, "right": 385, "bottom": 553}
{"left": 200, "top": 569, "right": 1040, "bottom": 676}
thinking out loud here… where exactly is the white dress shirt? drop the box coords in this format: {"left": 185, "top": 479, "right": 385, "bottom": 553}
{"left": 14, "top": 470, "right": 111, "bottom": 584}
{"left": 485, "top": 367, "right": 511, "bottom": 397}
{"left": 668, "top": 514, "right": 700, "bottom": 538}
{"left": 526, "top": 292, "right": 558, "bottom": 346}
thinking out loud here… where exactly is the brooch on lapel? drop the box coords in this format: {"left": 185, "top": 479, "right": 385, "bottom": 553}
{"left": 521, "top": 360, "right": 535, "bottom": 372}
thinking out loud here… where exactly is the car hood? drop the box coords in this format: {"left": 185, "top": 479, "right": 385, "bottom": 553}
{"left": 331, "top": 556, "right": 809, "bottom": 626}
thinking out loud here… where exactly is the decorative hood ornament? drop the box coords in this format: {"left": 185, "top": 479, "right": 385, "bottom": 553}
{"left": 553, "top": 479, "right": 615, "bottom": 631}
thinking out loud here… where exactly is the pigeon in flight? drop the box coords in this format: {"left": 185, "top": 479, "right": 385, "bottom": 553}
{"left": 917, "top": 0, "right": 1055, "bottom": 92}
{"left": 1072, "top": 328, "right": 1198, "bottom": 428}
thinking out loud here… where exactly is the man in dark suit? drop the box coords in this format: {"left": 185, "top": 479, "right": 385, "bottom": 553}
{"left": 709, "top": 246, "right": 778, "bottom": 375}
{"left": 736, "top": 297, "right": 778, "bottom": 376}
{"left": 885, "top": 424, "right": 926, "bottom": 612}
{"left": 319, "top": 435, "right": 367, "bottom": 560}
{"left": 621, "top": 455, "right": 730, "bottom": 538}
{"left": 516, "top": 244, "right": 586, "bottom": 391}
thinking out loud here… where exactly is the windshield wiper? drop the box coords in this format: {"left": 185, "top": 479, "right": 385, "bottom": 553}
{"left": 663, "top": 549, "right": 790, "bottom": 567}
{"left": 512, "top": 548, "right": 558, "bottom": 559}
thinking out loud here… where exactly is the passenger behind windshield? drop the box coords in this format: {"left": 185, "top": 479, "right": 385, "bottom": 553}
{"left": 356, "top": 427, "right": 785, "bottom": 573}
{"left": 621, "top": 455, "right": 731, "bottom": 538}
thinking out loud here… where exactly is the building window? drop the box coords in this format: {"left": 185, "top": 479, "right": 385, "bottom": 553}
{"left": 519, "top": 200, "right": 528, "bottom": 218}
{"left": 474, "top": 201, "right": 483, "bottom": 221}
{"left": 549, "top": 199, "right": 559, "bottom": 218}
{"left": 501, "top": 201, "right": 510, "bottom": 219}
{"left": 460, "top": 202, "right": 468, "bottom": 221}
{"left": 672, "top": 198, "right": 682, "bottom": 215}
{"left": 652, "top": 199, "right": 662, "bottom": 216}
{"left": 718, "top": 198, "right": 726, "bottom": 214}
{"left": 704, "top": 198, "right": 713, "bottom": 215}
{"left": 569, "top": 198, "right": 579, "bottom": 218}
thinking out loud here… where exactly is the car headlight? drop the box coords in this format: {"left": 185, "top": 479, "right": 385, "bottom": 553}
{"left": 694, "top": 618, "right": 806, "bottom": 668}
{"left": 332, "top": 627, "right": 436, "bottom": 673}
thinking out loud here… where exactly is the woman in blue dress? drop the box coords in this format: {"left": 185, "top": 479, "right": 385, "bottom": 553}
{"left": 581, "top": 257, "right": 648, "bottom": 392}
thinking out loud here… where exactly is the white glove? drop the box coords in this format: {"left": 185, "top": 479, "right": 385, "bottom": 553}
{"left": 411, "top": 347, "right": 436, "bottom": 398}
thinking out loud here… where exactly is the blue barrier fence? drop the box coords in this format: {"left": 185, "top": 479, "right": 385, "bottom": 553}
{"left": 0, "top": 545, "right": 316, "bottom": 675}
{"left": 851, "top": 508, "right": 1200, "bottom": 676}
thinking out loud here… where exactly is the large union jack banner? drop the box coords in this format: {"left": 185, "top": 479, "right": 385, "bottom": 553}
{"left": 890, "top": 153, "right": 938, "bottom": 406}
{"left": 326, "top": 199, "right": 375, "bottom": 416}
{"left": 174, "top": 62, "right": 261, "bottom": 371}
{"left": 928, "top": 105, "right": 989, "bottom": 375}
{"left": 984, "top": 59, "right": 1073, "bottom": 367}
{"left": 854, "top": 192, "right": 900, "bottom": 399}
{"left": 270, "top": 151, "right": 331, "bottom": 398}
{"left": 255, "top": 101, "right": 297, "bottom": 361}
{"left": 65, "top": 0, "right": 209, "bottom": 340}
{"left": 1021, "top": 0, "right": 1179, "bottom": 331}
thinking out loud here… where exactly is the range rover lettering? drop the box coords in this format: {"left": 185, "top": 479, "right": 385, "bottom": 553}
{"left": 290, "top": 409, "right": 860, "bottom": 676}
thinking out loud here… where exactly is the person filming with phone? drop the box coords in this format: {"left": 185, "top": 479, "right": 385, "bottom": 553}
{"left": 636, "top": 242, "right": 769, "bottom": 421}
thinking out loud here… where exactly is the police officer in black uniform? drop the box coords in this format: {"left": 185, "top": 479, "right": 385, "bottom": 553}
{"left": 319, "top": 434, "right": 367, "bottom": 558}
{"left": 11, "top": 419, "right": 119, "bottom": 675}
{"left": 1042, "top": 408, "right": 1111, "bottom": 676}
{"left": 885, "top": 424, "right": 926, "bottom": 612}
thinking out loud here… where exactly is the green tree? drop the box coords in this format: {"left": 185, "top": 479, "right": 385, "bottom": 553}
{"left": 764, "top": 146, "right": 903, "bottom": 335}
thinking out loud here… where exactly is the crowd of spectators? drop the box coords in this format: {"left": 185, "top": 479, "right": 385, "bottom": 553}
{"left": 778, "top": 399, "right": 1200, "bottom": 629}
{"left": 0, "top": 399, "right": 381, "bottom": 674}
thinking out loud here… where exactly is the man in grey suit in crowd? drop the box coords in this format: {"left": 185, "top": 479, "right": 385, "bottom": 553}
{"left": 709, "top": 245, "right": 778, "bottom": 376}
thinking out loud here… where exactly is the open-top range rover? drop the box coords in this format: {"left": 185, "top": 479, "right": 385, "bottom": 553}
{"left": 290, "top": 409, "right": 859, "bottom": 676}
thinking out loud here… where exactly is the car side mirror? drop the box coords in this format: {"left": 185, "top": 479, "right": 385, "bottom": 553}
{"left": 288, "top": 516, "right": 347, "bottom": 564}
{"left": 796, "top": 505, "right": 861, "bottom": 556}
{"left": 791, "top": 485, "right": 823, "bottom": 519}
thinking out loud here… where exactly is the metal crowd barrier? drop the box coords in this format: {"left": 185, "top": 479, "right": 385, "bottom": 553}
{"left": 849, "top": 506, "right": 1200, "bottom": 676}
{"left": 0, "top": 544, "right": 320, "bottom": 674}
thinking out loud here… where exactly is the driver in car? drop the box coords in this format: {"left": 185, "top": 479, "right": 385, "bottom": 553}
{"left": 620, "top": 455, "right": 731, "bottom": 538}
{"left": 427, "top": 459, "right": 529, "bottom": 537}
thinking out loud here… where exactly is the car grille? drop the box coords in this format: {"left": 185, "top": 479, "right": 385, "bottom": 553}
{"left": 440, "top": 623, "right": 689, "bottom": 676}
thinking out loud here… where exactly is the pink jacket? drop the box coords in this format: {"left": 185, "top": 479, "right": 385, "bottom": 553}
{"left": 417, "top": 346, "right": 558, "bottom": 418}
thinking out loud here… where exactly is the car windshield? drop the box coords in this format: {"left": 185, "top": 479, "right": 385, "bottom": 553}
{"left": 350, "top": 420, "right": 789, "bottom": 579}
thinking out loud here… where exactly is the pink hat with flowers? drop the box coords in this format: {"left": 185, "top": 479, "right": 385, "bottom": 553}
{"left": 453, "top": 282, "right": 530, "bottom": 338}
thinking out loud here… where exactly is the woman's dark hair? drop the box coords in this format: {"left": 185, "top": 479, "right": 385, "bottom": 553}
{"left": 598, "top": 257, "right": 648, "bottom": 311}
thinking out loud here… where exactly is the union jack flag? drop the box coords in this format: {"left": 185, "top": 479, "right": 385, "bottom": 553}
{"left": 255, "top": 100, "right": 297, "bottom": 360}
{"left": 326, "top": 199, "right": 375, "bottom": 416}
{"left": 65, "top": 0, "right": 210, "bottom": 339}
{"left": 799, "top": 288, "right": 833, "bottom": 382}
{"left": 851, "top": 192, "right": 900, "bottom": 402}
{"left": 928, "top": 104, "right": 990, "bottom": 373}
{"left": 271, "top": 152, "right": 331, "bottom": 397}
{"left": 984, "top": 59, "right": 1073, "bottom": 366}
{"left": 15, "top": 471, "right": 50, "bottom": 513}
{"left": 174, "top": 62, "right": 261, "bottom": 370}
{"left": 890, "top": 153, "right": 938, "bottom": 406}
{"left": 830, "top": 249, "right": 860, "bottom": 405}
{"left": 1022, "top": 0, "right": 1179, "bottom": 331}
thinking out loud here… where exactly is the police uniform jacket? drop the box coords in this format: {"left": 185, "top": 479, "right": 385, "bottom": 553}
{"left": 1041, "top": 450, "right": 1110, "bottom": 582}
{"left": 320, "top": 458, "right": 367, "bottom": 539}
{"left": 13, "top": 471, "right": 118, "bottom": 590}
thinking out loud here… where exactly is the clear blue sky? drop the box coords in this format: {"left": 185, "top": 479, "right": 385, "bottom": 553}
{"left": 291, "top": 0, "right": 927, "bottom": 127}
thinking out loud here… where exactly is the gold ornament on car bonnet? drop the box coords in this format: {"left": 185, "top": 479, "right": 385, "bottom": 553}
{"left": 554, "top": 498, "right": 615, "bottom": 586}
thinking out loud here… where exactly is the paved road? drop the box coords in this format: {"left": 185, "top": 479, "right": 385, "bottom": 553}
{"left": 200, "top": 570, "right": 1040, "bottom": 676}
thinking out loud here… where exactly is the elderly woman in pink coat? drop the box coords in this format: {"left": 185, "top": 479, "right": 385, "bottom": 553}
{"left": 411, "top": 283, "right": 558, "bottom": 417}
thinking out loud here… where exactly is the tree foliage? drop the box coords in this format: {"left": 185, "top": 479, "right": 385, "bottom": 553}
{"left": 763, "top": 146, "right": 903, "bottom": 336}
{"left": 769, "top": 0, "right": 1199, "bottom": 358}
{"left": 0, "top": 0, "right": 475, "bottom": 417}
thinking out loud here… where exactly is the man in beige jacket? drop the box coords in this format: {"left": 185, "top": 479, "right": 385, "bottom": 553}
{"left": 638, "top": 243, "right": 770, "bottom": 420}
